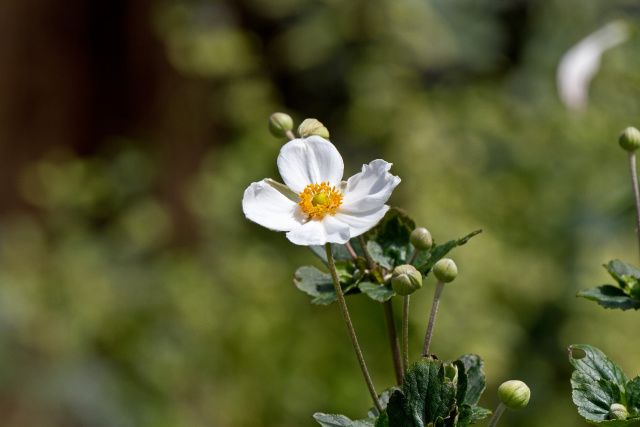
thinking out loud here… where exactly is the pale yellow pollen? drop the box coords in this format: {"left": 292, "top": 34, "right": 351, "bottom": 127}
{"left": 299, "top": 182, "right": 343, "bottom": 219}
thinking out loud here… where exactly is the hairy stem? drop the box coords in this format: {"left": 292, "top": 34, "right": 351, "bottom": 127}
{"left": 402, "top": 295, "right": 410, "bottom": 373}
{"left": 487, "top": 402, "right": 507, "bottom": 427}
{"left": 326, "top": 243, "right": 382, "bottom": 412}
{"left": 629, "top": 152, "right": 640, "bottom": 260}
{"left": 422, "top": 280, "right": 445, "bottom": 357}
{"left": 383, "top": 301, "right": 404, "bottom": 385}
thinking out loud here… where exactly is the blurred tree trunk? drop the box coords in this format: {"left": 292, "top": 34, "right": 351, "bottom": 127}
{"left": 0, "top": 0, "right": 205, "bottom": 245}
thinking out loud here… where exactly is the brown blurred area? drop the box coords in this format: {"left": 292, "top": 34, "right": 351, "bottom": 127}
{"left": 0, "top": 0, "right": 209, "bottom": 244}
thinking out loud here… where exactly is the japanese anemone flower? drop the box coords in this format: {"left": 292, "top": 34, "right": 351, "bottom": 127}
{"left": 242, "top": 136, "right": 401, "bottom": 246}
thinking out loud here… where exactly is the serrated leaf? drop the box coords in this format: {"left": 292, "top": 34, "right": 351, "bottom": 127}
{"left": 627, "top": 377, "right": 640, "bottom": 416}
{"left": 368, "top": 387, "right": 401, "bottom": 419}
{"left": 577, "top": 286, "right": 640, "bottom": 311}
{"left": 568, "top": 345, "right": 640, "bottom": 425}
{"left": 387, "top": 358, "right": 457, "bottom": 427}
{"left": 605, "top": 260, "right": 640, "bottom": 286}
{"left": 294, "top": 266, "right": 356, "bottom": 305}
{"left": 569, "top": 345, "right": 628, "bottom": 388}
{"left": 457, "top": 354, "right": 486, "bottom": 407}
{"left": 366, "top": 208, "right": 416, "bottom": 269}
{"left": 359, "top": 282, "right": 395, "bottom": 302}
{"left": 572, "top": 379, "right": 623, "bottom": 421}
{"left": 313, "top": 413, "right": 375, "bottom": 427}
{"left": 416, "top": 230, "right": 482, "bottom": 275}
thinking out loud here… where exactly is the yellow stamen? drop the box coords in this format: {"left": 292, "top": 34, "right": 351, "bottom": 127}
{"left": 299, "top": 182, "right": 343, "bottom": 219}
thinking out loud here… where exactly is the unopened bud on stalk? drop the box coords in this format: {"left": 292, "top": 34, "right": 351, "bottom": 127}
{"left": 609, "top": 403, "right": 629, "bottom": 420}
{"left": 433, "top": 259, "right": 457, "bottom": 283}
{"left": 498, "top": 380, "right": 530, "bottom": 412}
{"left": 298, "top": 118, "right": 330, "bottom": 139}
{"left": 269, "top": 112, "right": 294, "bottom": 138}
{"left": 410, "top": 227, "right": 433, "bottom": 251}
{"left": 391, "top": 265, "right": 423, "bottom": 295}
{"left": 619, "top": 127, "right": 640, "bottom": 152}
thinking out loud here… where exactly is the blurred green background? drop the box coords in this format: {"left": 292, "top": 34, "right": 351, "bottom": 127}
{"left": 0, "top": 0, "right": 639, "bottom": 426}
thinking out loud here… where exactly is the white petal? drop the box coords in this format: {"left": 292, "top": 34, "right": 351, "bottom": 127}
{"left": 277, "top": 136, "right": 344, "bottom": 193}
{"left": 286, "top": 215, "right": 351, "bottom": 245}
{"left": 340, "top": 159, "right": 401, "bottom": 213}
{"left": 242, "top": 179, "right": 305, "bottom": 231}
{"left": 333, "top": 205, "right": 390, "bottom": 237}
{"left": 557, "top": 21, "right": 629, "bottom": 112}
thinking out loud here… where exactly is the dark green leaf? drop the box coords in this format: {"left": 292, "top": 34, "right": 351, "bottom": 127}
{"left": 359, "top": 282, "right": 395, "bottom": 302}
{"left": 366, "top": 208, "right": 416, "bottom": 269}
{"left": 313, "top": 413, "right": 375, "bottom": 427}
{"left": 387, "top": 358, "right": 457, "bottom": 427}
{"left": 605, "top": 260, "right": 640, "bottom": 287}
{"left": 457, "top": 354, "right": 486, "bottom": 407}
{"left": 368, "top": 387, "right": 401, "bottom": 419}
{"left": 294, "top": 266, "right": 356, "bottom": 305}
{"left": 417, "top": 230, "right": 482, "bottom": 275}
{"left": 577, "top": 286, "right": 640, "bottom": 311}
{"left": 627, "top": 377, "right": 640, "bottom": 417}
{"left": 374, "top": 410, "right": 389, "bottom": 427}
{"left": 572, "top": 379, "right": 622, "bottom": 421}
{"left": 569, "top": 345, "right": 628, "bottom": 388}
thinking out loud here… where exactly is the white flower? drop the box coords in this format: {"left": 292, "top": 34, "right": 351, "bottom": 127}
{"left": 242, "top": 136, "right": 401, "bottom": 246}
{"left": 557, "top": 21, "right": 629, "bottom": 112}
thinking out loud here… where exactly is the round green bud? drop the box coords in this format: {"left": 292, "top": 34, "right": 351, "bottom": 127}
{"left": 619, "top": 127, "right": 640, "bottom": 152}
{"left": 410, "top": 227, "right": 433, "bottom": 251}
{"left": 298, "top": 118, "right": 330, "bottom": 139}
{"left": 498, "top": 380, "right": 530, "bottom": 412}
{"left": 391, "top": 265, "right": 423, "bottom": 296}
{"left": 609, "top": 403, "right": 629, "bottom": 420}
{"left": 432, "top": 258, "right": 457, "bottom": 283}
{"left": 269, "top": 112, "right": 294, "bottom": 138}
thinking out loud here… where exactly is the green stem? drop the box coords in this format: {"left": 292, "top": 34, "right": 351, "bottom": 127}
{"left": 325, "top": 243, "right": 383, "bottom": 413}
{"left": 285, "top": 130, "right": 296, "bottom": 141}
{"left": 487, "top": 402, "right": 507, "bottom": 427}
{"left": 357, "top": 235, "right": 403, "bottom": 386}
{"left": 408, "top": 248, "right": 419, "bottom": 266}
{"left": 402, "top": 295, "right": 410, "bottom": 373}
{"left": 422, "top": 280, "right": 445, "bottom": 357}
{"left": 383, "top": 301, "right": 404, "bottom": 386}
{"left": 628, "top": 152, "right": 640, "bottom": 261}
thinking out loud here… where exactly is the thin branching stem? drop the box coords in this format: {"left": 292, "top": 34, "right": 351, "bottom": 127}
{"left": 487, "top": 402, "right": 507, "bottom": 427}
{"left": 628, "top": 152, "right": 640, "bottom": 261}
{"left": 357, "top": 235, "right": 404, "bottom": 386}
{"left": 325, "top": 243, "right": 383, "bottom": 412}
{"left": 402, "top": 295, "right": 410, "bottom": 373}
{"left": 422, "top": 280, "right": 445, "bottom": 357}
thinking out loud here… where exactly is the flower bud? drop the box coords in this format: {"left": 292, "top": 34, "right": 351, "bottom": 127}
{"left": 269, "top": 112, "right": 294, "bottom": 138}
{"left": 410, "top": 227, "right": 433, "bottom": 251}
{"left": 498, "top": 380, "right": 530, "bottom": 411}
{"left": 432, "top": 258, "right": 457, "bottom": 283}
{"left": 298, "top": 118, "right": 330, "bottom": 139}
{"left": 619, "top": 127, "right": 640, "bottom": 152}
{"left": 609, "top": 403, "right": 629, "bottom": 420}
{"left": 391, "top": 265, "right": 423, "bottom": 296}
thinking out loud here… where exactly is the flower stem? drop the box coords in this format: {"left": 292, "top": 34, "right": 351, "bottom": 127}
{"left": 487, "top": 402, "right": 507, "bottom": 427}
{"left": 628, "top": 152, "right": 640, "bottom": 261}
{"left": 357, "top": 235, "right": 403, "bottom": 385}
{"left": 402, "top": 295, "right": 410, "bottom": 373}
{"left": 345, "top": 241, "right": 358, "bottom": 259}
{"left": 383, "top": 301, "right": 404, "bottom": 385}
{"left": 325, "top": 243, "right": 383, "bottom": 413}
{"left": 285, "top": 130, "right": 296, "bottom": 141}
{"left": 422, "top": 280, "right": 445, "bottom": 357}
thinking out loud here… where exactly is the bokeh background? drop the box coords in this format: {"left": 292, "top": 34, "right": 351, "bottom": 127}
{"left": 0, "top": 0, "right": 640, "bottom": 426}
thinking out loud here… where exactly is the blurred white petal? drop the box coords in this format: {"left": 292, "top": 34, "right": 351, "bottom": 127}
{"left": 557, "top": 21, "right": 629, "bottom": 112}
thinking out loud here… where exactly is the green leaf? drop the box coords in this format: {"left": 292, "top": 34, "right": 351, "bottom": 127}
{"left": 457, "top": 354, "right": 486, "bottom": 407}
{"left": 572, "top": 379, "right": 623, "bottom": 421}
{"left": 366, "top": 208, "right": 416, "bottom": 269}
{"left": 568, "top": 345, "right": 640, "bottom": 425}
{"left": 605, "top": 260, "right": 640, "bottom": 288}
{"left": 577, "top": 286, "right": 640, "bottom": 311}
{"left": 359, "top": 282, "right": 395, "bottom": 302}
{"left": 313, "top": 413, "right": 375, "bottom": 427}
{"left": 387, "top": 358, "right": 458, "bottom": 427}
{"left": 569, "top": 345, "right": 628, "bottom": 388}
{"left": 627, "top": 377, "right": 640, "bottom": 417}
{"left": 416, "top": 230, "right": 482, "bottom": 275}
{"left": 374, "top": 410, "right": 389, "bottom": 427}
{"left": 293, "top": 266, "right": 356, "bottom": 305}
{"left": 309, "top": 239, "right": 363, "bottom": 264}
{"left": 368, "top": 387, "right": 400, "bottom": 419}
